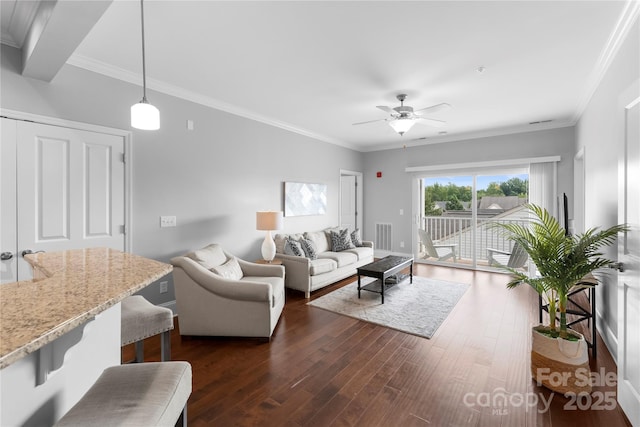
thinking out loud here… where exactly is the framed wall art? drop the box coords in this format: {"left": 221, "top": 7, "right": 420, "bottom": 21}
{"left": 284, "top": 182, "right": 327, "bottom": 217}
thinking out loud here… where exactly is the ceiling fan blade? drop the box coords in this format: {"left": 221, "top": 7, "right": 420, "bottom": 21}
{"left": 376, "top": 105, "right": 397, "bottom": 115}
{"left": 415, "top": 117, "right": 446, "bottom": 128}
{"left": 352, "top": 118, "right": 388, "bottom": 126}
{"left": 415, "top": 102, "right": 452, "bottom": 115}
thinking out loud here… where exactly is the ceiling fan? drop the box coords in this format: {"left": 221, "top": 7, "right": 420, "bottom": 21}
{"left": 353, "top": 94, "right": 451, "bottom": 136}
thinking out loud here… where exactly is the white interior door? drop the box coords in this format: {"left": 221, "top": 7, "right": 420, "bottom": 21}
{"left": 14, "top": 121, "right": 126, "bottom": 280}
{"left": 1, "top": 118, "right": 18, "bottom": 283}
{"left": 340, "top": 174, "right": 357, "bottom": 232}
{"left": 618, "top": 95, "right": 640, "bottom": 426}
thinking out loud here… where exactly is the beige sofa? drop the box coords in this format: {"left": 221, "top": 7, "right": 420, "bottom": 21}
{"left": 171, "top": 244, "right": 285, "bottom": 339}
{"left": 274, "top": 229, "right": 374, "bottom": 298}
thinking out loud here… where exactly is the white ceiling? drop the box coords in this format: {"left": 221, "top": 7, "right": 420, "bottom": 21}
{"left": 2, "top": 1, "right": 636, "bottom": 151}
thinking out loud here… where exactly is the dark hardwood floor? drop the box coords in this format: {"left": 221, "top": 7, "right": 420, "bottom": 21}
{"left": 123, "top": 264, "right": 631, "bottom": 426}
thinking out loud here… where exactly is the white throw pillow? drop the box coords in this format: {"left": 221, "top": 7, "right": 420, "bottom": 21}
{"left": 305, "top": 231, "right": 330, "bottom": 253}
{"left": 188, "top": 244, "right": 227, "bottom": 269}
{"left": 210, "top": 257, "right": 243, "bottom": 280}
{"left": 274, "top": 234, "right": 288, "bottom": 254}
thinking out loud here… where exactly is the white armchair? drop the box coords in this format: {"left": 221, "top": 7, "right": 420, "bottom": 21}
{"left": 170, "top": 244, "right": 285, "bottom": 340}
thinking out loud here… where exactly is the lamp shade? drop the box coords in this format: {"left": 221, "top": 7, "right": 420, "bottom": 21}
{"left": 256, "top": 211, "right": 283, "bottom": 231}
{"left": 131, "top": 101, "right": 160, "bottom": 130}
{"left": 388, "top": 118, "right": 415, "bottom": 135}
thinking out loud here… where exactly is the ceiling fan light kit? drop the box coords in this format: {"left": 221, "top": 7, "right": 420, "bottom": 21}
{"left": 388, "top": 117, "right": 416, "bottom": 136}
{"left": 353, "top": 94, "right": 451, "bottom": 137}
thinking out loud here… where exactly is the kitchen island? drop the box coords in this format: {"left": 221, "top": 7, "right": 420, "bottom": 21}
{"left": 0, "top": 248, "right": 172, "bottom": 426}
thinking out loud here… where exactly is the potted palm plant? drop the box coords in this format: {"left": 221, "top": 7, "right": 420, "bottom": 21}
{"left": 493, "top": 204, "right": 626, "bottom": 394}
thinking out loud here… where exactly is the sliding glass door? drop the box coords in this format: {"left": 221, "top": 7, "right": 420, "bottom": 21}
{"left": 475, "top": 172, "right": 530, "bottom": 271}
{"left": 419, "top": 175, "right": 473, "bottom": 267}
{"left": 416, "top": 169, "right": 530, "bottom": 271}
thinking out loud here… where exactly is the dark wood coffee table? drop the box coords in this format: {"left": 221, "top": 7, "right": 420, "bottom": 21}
{"left": 357, "top": 256, "right": 413, "bottom": 304}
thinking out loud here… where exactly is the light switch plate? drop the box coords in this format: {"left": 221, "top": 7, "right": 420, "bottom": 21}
{"left": 160, "top": 216, "right": 177, "bottom": 227}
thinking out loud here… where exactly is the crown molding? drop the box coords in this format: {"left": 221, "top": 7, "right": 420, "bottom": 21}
{"left": 571, "top": 0, "right": 640, "bottom": 123}
{"left": 66, "top": 54, "right": 358, "bottom": 151}
{"left": 65, "top": 53, "right": 578, "bottom": 154}
{"left": 362, "top": 120, "right": 575, "bottom": 153}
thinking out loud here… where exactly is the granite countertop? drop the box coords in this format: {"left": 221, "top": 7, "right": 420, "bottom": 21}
{"left": 0, "top": 248, "right": 172, "bottom": 369}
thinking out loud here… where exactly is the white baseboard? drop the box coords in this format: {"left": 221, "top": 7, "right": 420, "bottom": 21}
{"left": 596, "top": 308, "right": 618, "bottom": 362}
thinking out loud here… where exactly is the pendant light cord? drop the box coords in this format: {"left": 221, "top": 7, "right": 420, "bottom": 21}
{"left": 140, "top": 0, "right": 148, "bottom": 103}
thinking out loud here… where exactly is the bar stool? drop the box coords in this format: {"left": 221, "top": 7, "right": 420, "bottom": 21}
{"left": 121, "top": 295, "right": 174, "bottom": 362}
{"left": 55, "top": 361, "right": 192, "bottom": 426}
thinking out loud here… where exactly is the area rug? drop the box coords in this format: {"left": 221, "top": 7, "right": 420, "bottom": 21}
{"left": 307, "top": 276, "right": 469, "bottom": 339}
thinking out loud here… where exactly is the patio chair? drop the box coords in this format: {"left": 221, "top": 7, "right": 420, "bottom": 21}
{"left": 418, "top": 228, "right": 457, "bottom": 262}
{"left": 487, "top": 242, "right": 528, "bottom": 269}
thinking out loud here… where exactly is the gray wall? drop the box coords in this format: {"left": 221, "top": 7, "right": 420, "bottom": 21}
{"left": 575, "top": 18, "right": 639, "bottom": 354}
{"left": 3, "top": 13, "right": 636, "bottom": 335}
{"left": 1, "top": 45, "right": 363, "bottom": 305}
{"left": 362, "top": 127, "right": 575, "bottom": 256}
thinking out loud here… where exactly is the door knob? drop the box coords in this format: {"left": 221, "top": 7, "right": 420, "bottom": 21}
{"left": 22, "top": 249, "right": 45, "bottom": 257}
{"left": 610, "top": 262, "right": 624, "bottom": 273}
{"left": 1, "top": 252, "right": 13, "bottom": 261}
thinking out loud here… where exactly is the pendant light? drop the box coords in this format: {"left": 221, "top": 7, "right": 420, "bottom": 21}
{"left": 131, "top": 0, "right": 160, "bottom": 130}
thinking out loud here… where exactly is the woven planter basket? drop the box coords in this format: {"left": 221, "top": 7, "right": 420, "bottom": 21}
{"left": 530, "top": 326, "right": 592, "bottom": 394}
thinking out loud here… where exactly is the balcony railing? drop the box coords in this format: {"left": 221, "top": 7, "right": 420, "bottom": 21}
{"left": 422, "top": 215, "right": 530, "bottom": 264}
